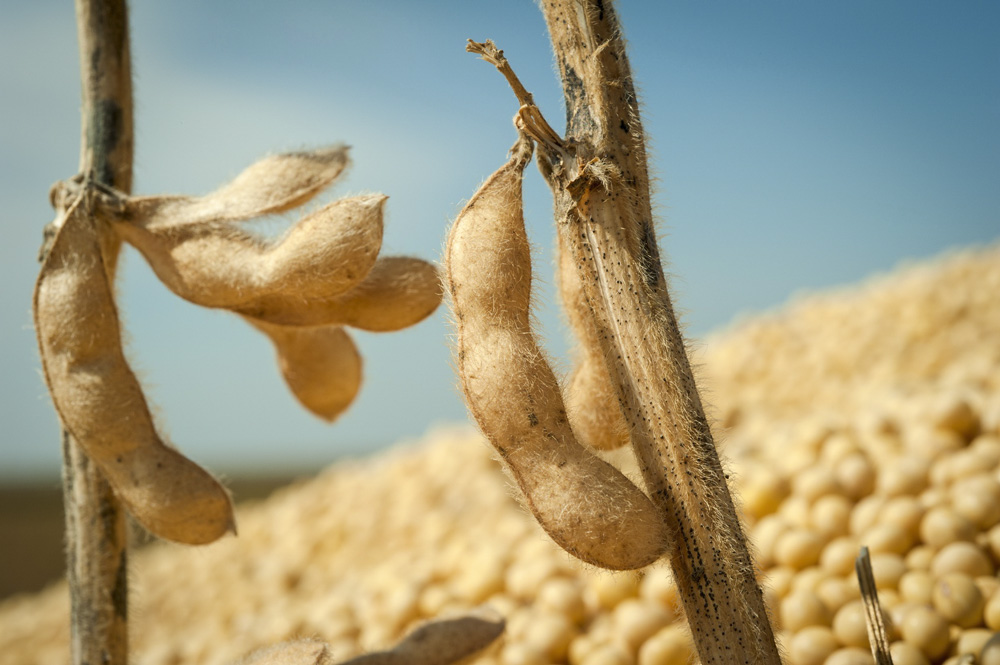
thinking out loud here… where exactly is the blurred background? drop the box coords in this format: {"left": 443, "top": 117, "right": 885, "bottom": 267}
{"left": 1, "top": 1, "right": 997, "bottom": 597}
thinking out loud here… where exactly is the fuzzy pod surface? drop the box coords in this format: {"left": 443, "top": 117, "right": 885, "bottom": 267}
{"left": 241, "top": 614, "right": 503, "bottom": 665}
{"left": 343, "top": 614, "right": 505, "bottom": 665}
{"left": 241, "top": 640, "right": 334, "bottom": 665}
{"left": 124, "top": 146, "right": 350, "bottom": 228}
{"left": 446, "top": 137, "right": 669, "bottom": 571}
{"left": 116, "top": 194, "right": 386, "bottom": 309}
{"left": 248, "top": 320, "right": 362, "bottom": 422}
{"left": 237, "top": 256, "right": 442, "bottom": 330}
{"left": 558, "top": 239, "right": 632, "bottom": 452}
{"left": 34, "top": 195, "right": 234, "bottom": 545}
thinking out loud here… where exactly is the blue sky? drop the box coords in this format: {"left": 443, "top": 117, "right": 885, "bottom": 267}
{"left": 2, "top": 1, "right": 997, "bottom": 480}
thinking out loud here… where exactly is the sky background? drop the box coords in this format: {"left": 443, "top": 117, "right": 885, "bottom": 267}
{"left": 1, "top": 1, "right": 997, "bottom": 482}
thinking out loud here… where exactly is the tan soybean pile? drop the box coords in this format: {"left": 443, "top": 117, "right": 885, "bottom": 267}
{"left": 3, "top": 244, "right": 999, "bottom": 665}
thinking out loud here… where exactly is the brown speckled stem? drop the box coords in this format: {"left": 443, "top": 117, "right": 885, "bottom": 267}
{"left": 530, "top": 1, "right": 781, "bottom": 662}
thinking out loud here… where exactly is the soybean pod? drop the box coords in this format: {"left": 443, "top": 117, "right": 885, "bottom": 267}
{"left": 446, "top": 135, "right": 668, "bottom": 570}
{"left": 115, "top": 195, "right": 386, "bottom": 309}
{"left": 247, "top": 320, "right": 362, "bottom": 422}
{"left": 237, "top": 256, "right": 442, "bottom": 331}
{"left": 34, "top": 193, "right": 233, "bottom": 545}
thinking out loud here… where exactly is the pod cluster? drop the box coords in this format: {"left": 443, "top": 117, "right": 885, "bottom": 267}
{"left": 444, "top": 136, "right": 668, "bottom": 571}
{"left": 34, "top": 147, "right": 441, "bottom": 545}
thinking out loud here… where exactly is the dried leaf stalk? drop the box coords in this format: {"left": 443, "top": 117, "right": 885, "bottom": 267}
{"left": 463, "top": 0, "right": 782, "bottom": 661}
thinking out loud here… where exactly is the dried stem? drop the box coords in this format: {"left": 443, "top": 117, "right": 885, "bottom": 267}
{"left": 466, "top": 40, "right": 536, "bottom": 108}
{"left": 60, "top": 0, "right": 133, "bottom": 663}
{"left": 473, "top": 1, "right": 781, "bottom": 662}
{"left": 856, "top": 547, "right": 894, "bottom": 665}
{"left": 466, "top": 40, "right": 565, "bottom": 150}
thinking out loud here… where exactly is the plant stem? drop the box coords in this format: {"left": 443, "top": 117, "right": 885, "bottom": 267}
{"left": 62, "top": 1, "right": 133, "bottom": 663}
{"left": 76, "top": 0, "right": 133, "bottom": 196}
{"left": 533, "top": 1, "right": 780, "bottom": 662}
{"left": 62, "top": 431, "right": 129, "bottom": 665}
{"left": 856, "top": 547, "right": 894, "bottom": 665}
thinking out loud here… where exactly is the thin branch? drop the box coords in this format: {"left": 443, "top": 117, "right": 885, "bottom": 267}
{"left": 466, "top": 39, "right": 565, "bottom": 151}
{"left": 466, "top": 40, "right": 536, "bottom": 108}
{"left": 856, "top": 547, "right": 894, "bottom": 665}
{"left": 58, "top": 1, "right": 134, "bottom": 664}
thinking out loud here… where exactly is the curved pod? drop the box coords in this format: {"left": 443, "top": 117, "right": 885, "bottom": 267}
{"left": 238, "top": 256, "right": 442, "bottom": 331}
{"left": 34, "top": 201, "right": 233, "bottom": 544}
{"left": 249, "top": 320, "right": 363, "bottom": 422}
{"left": 446, "top": 138, "right": 668, "bottom": 570}
{"left": 559, "top": 241, "right": 632, "bottom": 451}
{"left": 124, "top": 146, "right": 351, "bottom": 228}
{"left": 116, "top": 194, "right": 386, "bottom": 309}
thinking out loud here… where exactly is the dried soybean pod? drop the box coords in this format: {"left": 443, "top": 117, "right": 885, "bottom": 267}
{"left": 241, "top": 614, "right": 502, "bottom": 665}
{"left": 114, "top": 194, "right": 386, "bottom": 308}
{"left": 241, "top": 640, "right": 335, "bottom": 665}
{"left": 124, "top": 146, "right": 350, "bottom": 228}
{"left": 559, "top": 238, "right": 631, "bottom": 451}
{"left": 446, "top": 136, "right": 669, "bottom": 570}
{"left": 342, "top": 614, "right": 505, "bottom": 665}
{"left": 248, "top": 319, "right": 362, "bottom": 422}
{"left": 237, "top": 256, "right": 442, "bottom": 331}
{"left": 33, "top": 198, "right": 234, "bottom": 545}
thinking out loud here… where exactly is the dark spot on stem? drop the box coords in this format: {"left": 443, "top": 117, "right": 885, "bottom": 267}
{"left": 90, "top": 47, "right": 102, "bottom": 84}
{"left": 560, "top": 63, "right": 594, "bottom": 140}
{"left": 112, "top": 549, "right": 128, "bottom": 618}
{"left": 528, "top": 412, "right": 539, "bottom": 427}
{"left": 89, "top": 99, "right": 124, "bottom": 187}
{"left": 100, "top": 501, "right": 118, "bottom": 534}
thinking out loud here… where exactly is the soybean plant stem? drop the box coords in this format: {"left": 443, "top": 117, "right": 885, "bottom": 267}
{"left": 532, "top": 1, "right": 781, "bottom": 662}
{"left": 60, "top": 1, "right": 134, "bottom": 663}
{"left": 856, "top": 547, "right": 894, "bottom": 664}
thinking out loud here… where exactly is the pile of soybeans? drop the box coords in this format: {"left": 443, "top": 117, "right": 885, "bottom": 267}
{"left": 2, "top": 244, "right": 999, "bottom": 665}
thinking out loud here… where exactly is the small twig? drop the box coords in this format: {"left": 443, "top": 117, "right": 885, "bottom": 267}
{"left": 466, "top": 39, "right": 565, "bottom": 151}
{"left": 466, "top": 39, "right": 535, "bottom": 108}
{"left": 856, "top": 547, "right": 894, "bottom": 665}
